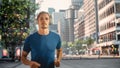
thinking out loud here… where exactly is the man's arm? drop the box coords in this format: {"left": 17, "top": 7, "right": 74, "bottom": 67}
{"left": 21, "top": 51, "right": 40, "bottom": 68}
{"left": 54, "top": 48, "right": 62, "bottom": 67}
{"left": 56, "top": 48, "right": 62, "bottom": 61}
{"left": 21, "top": 51, "right": 31, "bottom": 65}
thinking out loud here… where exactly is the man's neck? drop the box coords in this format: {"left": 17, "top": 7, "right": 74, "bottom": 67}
{"left": 38, "top": 28, "right": 49, "bottom": 35}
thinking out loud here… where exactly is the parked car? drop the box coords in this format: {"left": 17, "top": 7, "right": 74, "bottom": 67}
{"left": 0, "top": 44, "right": 22, "bottom": 61}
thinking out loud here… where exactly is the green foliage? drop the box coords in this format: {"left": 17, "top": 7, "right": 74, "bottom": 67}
{"left": 62, "top": 41, "right": 68, "bottom": 48}
{"left": 85, "top": 37, "right": 94, "bottom": 46}
{"left": 74, "top": 40, "right": 83, "bottom": 51}
{"left": 0, "top": 0, "right": 38, "bottom": 24}
{"left": 0, "top": 0, "right": 38, "bottom": 47}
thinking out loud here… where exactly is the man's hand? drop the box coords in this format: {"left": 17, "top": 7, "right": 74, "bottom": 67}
{"left": 29, "top": 61, "right": 41, "bottom": 68}
{"left": 54, "top": 59, "right": 60, "bottom": 67}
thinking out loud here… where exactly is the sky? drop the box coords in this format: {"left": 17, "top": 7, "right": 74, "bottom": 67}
{"left": 36, "top": 0, "right": 71, "bottom": 12}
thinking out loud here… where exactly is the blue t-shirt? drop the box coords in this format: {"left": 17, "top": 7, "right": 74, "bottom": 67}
{"left": 23, "top": 31, "right": 61, "bottom": 68}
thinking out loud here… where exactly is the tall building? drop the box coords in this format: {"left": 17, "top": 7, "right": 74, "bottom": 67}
{"left": 48, "top": 8, "right": 55, "bottom": 15}
{"left": 48, "top": 8, "right": 57, "bottom": 33}
{"left": 70, "top": 0, "right": 83, "bottom": 19}
{"left": 65, "top": 0, "right": 83, "bottom": 42}
{"left": 74, "top": 6, "right": 85, "bottom": 40}
{"left": 48, "top": 8, "right": 55, "bottom": 24}
{"left": 98, "top": 0, "right": 120, "bottom": 55}
{"left": 57, "top": 11, "right": 66, "bottom": 42}
{"left": 71, "top": 0, "right": 83, "bottom": 9}
{"left": 52, "top": 12, "right": 66, "bottom": 41}
{"left": 83, "top": 0, "right": 97, "bottom": 48}
{"left": 49, "top": 24, "right": 58, "bottom": 33}
{"left": 65, "top": 8, "right": 75, "bottom": 42}
{"left": 52, "top": 12, "right": 65, "bottom": 25}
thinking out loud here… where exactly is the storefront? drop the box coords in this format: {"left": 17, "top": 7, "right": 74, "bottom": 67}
{"left": 101, "top": 44, "right": 119, "bottom": 56}
{"left": 91, "top": 47, "right": 100, "bottom": 55}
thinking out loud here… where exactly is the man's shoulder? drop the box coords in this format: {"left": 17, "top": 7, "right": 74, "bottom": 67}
{"left": 50, "top": 31, "right": 61, "bottom": 40}
{"left": 26, "top": 32, "right": 37, "bottom": 39}
{"left": 50, "top": 31, "right": 60, "bottom": 36}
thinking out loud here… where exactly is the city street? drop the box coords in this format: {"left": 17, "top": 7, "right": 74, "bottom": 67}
{"left": 0, "top": 0, "right": 120, "bottom": 68}
{"left": 60, "top": 59, "right": 120, "bottom": 68}
{"left": 1, "top": 59, "right": 119, "bottom": 68}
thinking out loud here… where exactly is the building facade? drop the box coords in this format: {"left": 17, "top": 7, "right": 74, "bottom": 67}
{"left": 98, "top": 0, "right": 120, "bottom": 55}
{"left": 83, "top": 0, "right": 96, "bottom": 39}
{"left": 65, "top": 0, "right": 83, "bottom": 42}
{"left": 48, "top": 8, "right": 55, "bottom": 15}
{"left": 74, "top": 6, "right": 85, "bottom": 40}
{"left": 52, "top": 12, "right": 66, "bottom": 41}
{"left": 65, "top": 8, "right": 75, "bottom": 42}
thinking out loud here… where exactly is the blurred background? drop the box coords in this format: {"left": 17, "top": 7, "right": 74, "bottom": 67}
{"left": 0, "top": 0, "right": 120, "bottom": 68}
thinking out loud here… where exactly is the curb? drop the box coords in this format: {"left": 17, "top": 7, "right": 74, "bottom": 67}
{"left": 62, "top": 56, "right": 120, "bottom": 60}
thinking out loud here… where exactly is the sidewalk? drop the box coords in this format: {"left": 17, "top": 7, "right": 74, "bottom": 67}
{"left": 62, "top": 55, "right": 120, "bottom": 60}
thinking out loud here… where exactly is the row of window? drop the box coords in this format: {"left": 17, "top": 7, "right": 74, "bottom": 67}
{"left": 99, "top": 0, "right": 113, "bottom": 10}
{"left": 99, "top": 5, "right": 114, "bottom": 20}
{"left": 99, "top": 3, "right": 120, "bottom": 20}
{"left": 78, "top": 22, "right": 85, "bottom": 37}
{"left": 99, "top": 31, "right": 116, "bottom": 43}
{"left": 100, "top": 18, "right": 115, "bottom": 31}
{"left": 85, "top": 8, "right": 95, "bottom": 18}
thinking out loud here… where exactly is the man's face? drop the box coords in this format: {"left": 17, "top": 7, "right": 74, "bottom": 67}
{"left": 38, "top": 13, "right": 50, "bottom": 29}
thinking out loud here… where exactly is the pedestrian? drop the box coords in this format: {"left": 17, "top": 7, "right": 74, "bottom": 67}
{"left": 21, "top": 11, "right": 62, "bottom": 68}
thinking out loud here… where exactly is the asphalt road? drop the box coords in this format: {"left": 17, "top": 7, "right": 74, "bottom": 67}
{"left": 0, "top": 61, "right": 21, "bottom": 68}
{"left": 60, "top": 59, "right": 120, "bottom": 68}
{"left": 0, "top": 59, "right": 120, "bottom": 68}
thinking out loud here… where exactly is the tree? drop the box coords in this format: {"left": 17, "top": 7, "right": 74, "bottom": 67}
{"left": 0, "top": 0, "right": 38, "bottom": 48}
{"left": 74, "top": 40, "right": 83, "bottom": 55}
{"left": 85, "top": 37, "right": 94, "bottom": 48}
{"left": 62, "top": 41, "right": 69, "bottom": 54}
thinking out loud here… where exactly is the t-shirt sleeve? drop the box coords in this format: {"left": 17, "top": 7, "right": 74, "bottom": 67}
{"left": 56, "top": 35, "right": 61, "bottom": 49}
{"left": 23, "top": 36, "right": 31, "bottom": 53}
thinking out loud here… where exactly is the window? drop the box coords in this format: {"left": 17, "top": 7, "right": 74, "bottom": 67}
{"left": 99, "top": 0, "right": 113, "bottom": 10}
{"left": 113, "top": 32, "right": 116, "bottom": 40}
{"left": 118, "top": 35, "right": 120, "bottom": 40}
{"left": 117, "top": 23, "right": 120, "bottom": 27}
{"left": 116, "top": 3, "right": 120, "bottom": 13}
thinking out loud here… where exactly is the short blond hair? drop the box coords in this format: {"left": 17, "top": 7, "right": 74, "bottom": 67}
{"left": 37, "top": 11, "right": 52, "bottom": 21}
